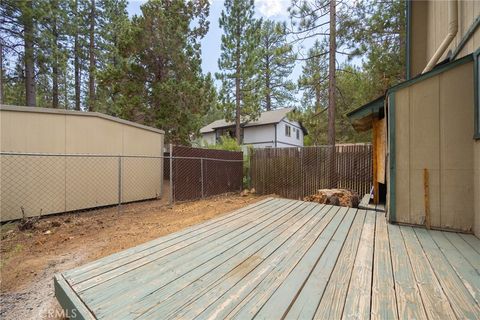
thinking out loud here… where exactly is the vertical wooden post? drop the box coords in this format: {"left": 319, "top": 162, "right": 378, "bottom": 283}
{"left": 372, "top": 119, "right": 379, "bottom": 204}
{"left": 424, "top": 168, "right": 430, "bottom": 229}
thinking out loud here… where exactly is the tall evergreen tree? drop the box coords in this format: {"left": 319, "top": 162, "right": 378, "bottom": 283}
{"left": 258, "top": 20, "right": 296, "bottom": 111}
{"left": 338, "top": 0, "right": 406, "bottom": 97}
{"left": 1, "top": 0, "right": 38, "bottom": 106}
{"left": 88, "top": 0, "right": 96, "bottom": 111}
{"left": 298, "top": 40, "right": 328, "bottom": 112}
{"left": 216, "top": 0, "right": 261, "bottom": 143}
{"left": 97, "top": 0, "right": 215, "bottom": 143}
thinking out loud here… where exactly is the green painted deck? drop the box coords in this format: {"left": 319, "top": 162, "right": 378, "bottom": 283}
{"left": 55, "top": 198, "right": 480, "bottom": 319}
{"left": 359, "top": 193, "right": 386, "bottom": 212}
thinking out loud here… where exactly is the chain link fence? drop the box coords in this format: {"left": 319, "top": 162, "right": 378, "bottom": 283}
{"left": 249, "top": 144, "right": 373, "bottom": 199}
{"left": 0, "top": 153, "right": 163, "bottom": 221}
{"left": 1, "top": 147, "right": 244, "bottom": 221}
{"left": 169, "top": 145, "right": 243, "bottom": 202}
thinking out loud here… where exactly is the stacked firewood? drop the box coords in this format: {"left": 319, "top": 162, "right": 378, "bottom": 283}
{"left": 304, "top": 189, "right": 359, "bottom": 208}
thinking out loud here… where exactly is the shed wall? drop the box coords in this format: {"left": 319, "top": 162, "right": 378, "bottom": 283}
{"left": 0, "top": 107, "right": 164, "bottom": 221}
{"left": 392, "top": 61, "right": 475, "bottom": 231}
{"left": 410, "top": 0, "right": 480, "bottom": 77}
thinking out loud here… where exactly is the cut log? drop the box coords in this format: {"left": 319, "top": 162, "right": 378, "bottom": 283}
{"left": 304, "top": 189, "right": 359, "bottom": 208}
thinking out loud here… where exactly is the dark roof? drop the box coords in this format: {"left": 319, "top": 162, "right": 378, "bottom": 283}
{"left": 346, "top": 53, "right": 475, "bottom": 132}
{"left": 346, "top": 96, "right": 385, "bottom": 132}
{"left": 201, "top": 108, "right": 308, "bottom": 135}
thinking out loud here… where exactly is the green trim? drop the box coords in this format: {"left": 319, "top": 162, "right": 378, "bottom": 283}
{"left": 475, "top": 48, "right": 480, "bottom": 140}
{"left": 346, "top": 96, "right": 385, "bottom": 120}
{"left": 54, "top": 274, "right": 94, "bottom": 319}
{"left": 451, "top": 15, "right": 480, "bottom": 61}
{"left": 406, "top": 0, "right": 412, "bottom": 80}
{"left": 387, "top": 93, "right": 396, "bottom": 223}
{"left": 388, "top": 53, "right": 474, "bottom": 94}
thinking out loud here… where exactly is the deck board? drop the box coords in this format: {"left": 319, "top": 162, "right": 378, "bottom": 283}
{"left": 400, "top": 226, "right": 456, "bottom": 319}
{"left": 342, "top": 210, "right": 375, "bottom": 320}
{"left": 314, "top": 210, "right": 365, "bottom": 319}
{"left": 55, "top": 197, "right": 480, "bottom": 320}
{"left": 371, "top": 211, "right": 398, "bottom": 320}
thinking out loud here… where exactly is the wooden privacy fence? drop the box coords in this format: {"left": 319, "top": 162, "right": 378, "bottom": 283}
{"left": 170, "top": 146, "right": 243, "bottom": 202}
{"left": 250, "top": 144, "right": 373, "bottom": 199}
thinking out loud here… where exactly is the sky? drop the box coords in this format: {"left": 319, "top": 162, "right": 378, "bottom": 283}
{"left": 126, "top": 0, "right": 333, "bottom": 89}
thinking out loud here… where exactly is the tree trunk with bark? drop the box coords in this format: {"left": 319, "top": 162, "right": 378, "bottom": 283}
{"left": 88, "top": 0, "right": 96, "bottom": 111}
{"left": 74, "top": 0, "right": 81, "bottom": 110}
{"left": 235, "top": 72, "right": 241, "bottom": 143}
{"left": 235, "top": 27, "right": 241, "bottom": 144}
{"left": 52, "top": 13, "right": 59, "bottom": 108}
{"left": 0, "top": 42, "right": 3, "bottom": 104}
{"left": 23, "top": 1, "right": 36, "bottom": 107}
{"left": 328, "top": 0, "right": 337, "bottom": 187}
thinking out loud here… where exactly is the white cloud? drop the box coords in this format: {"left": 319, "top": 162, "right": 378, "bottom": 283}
{"left": 256, "top": 0, "right": 289, "bottom": 18}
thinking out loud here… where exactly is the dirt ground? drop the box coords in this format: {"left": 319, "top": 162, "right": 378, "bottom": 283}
{"left": 0, "top": 193, "right": 268, "bottom": 320}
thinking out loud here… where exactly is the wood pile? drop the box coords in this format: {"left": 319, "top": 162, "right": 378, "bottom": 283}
{"left": 304, "top": 189, "right": 359, "bottom": 208}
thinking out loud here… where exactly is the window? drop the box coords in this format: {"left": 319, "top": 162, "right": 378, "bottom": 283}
{"left": 475, "top": 48, "right": 480, "bottom": 139}
{"left": 296, "top": 128, "right": 300, "bottom": 140}
{"left": 285, "top": 124, "right": 291, "bottom": 137}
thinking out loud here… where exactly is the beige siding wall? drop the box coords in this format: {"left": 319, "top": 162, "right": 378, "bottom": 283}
{"left": 0, "top": 107, "right": 164, "bottom": 221}
{"left": 411, "top": 0, "right": 480, "bottom": 77}
{"left": 392, "top": 62, "right": 475, "bottom": 231}
{"left": 474, "top": 140, "right": 480, "bottom": 237}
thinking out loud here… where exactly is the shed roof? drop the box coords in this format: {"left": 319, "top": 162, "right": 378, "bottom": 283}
{"left": 346, "top": 53, "right": 475, "bottom": 133}
{"left": 346, "top": 96, "right": 385, "bottom": 132}
{"left": 200, "top": 108, "right": 296, "bottom": 133}
{"left": 0, "top": 105, "right": 165, "bottom": 134}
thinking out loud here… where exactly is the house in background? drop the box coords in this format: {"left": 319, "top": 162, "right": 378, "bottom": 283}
{"left": 347, "top": 0, "right": 480, "bottom": 236}
{"left": 200, "top": 108, "right": 307, "bottom": 148}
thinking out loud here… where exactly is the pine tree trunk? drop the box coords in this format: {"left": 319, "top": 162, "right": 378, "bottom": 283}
{"left": 0, "top": 42, "right": 3, "bottom": 104}
{"left": 235, "top": 25, "right": 241, "bottom": 144}
{"left": 235, "top": 73, "right": 241, "bottom": 143}
{"left": 328, "top": 0, "right": 337, "bottom": 187}
{"left": 88, "top": 0, "right": 96, "bottom": 112}
{"left": 52, "top": 14, "right": 59, "bottom": 109}
{"left": 74, "top": 0, "right": 81, "bottom": 110}
{"left": 23, "top": 1, "right": 36, "bottom": 107}
{"left": 265, "top": 57, "right": 271, "bottom": 111}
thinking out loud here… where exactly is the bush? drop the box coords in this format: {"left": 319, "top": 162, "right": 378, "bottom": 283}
{"left": 204, "top": 136, "right": 241, "bottom": 151}
{"left": 205, "top": 136, "right": 252, "bottom": 189}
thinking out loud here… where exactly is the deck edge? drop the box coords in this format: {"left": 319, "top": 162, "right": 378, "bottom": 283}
{"left": 54, "top": 273, "right": 95, "bottom": 319}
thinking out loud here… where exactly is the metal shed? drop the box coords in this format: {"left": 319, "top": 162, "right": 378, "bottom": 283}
{"left": 0, "top": 105, "right": 165, "bottom": 221}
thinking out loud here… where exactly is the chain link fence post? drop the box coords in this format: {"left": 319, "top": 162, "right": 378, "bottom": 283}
{"left": 118, "top": 156, "right": 122, "bottom": 213}
{"left": 169, "top": 143, "right": 173, "bottom": 206}
{"left": 160, "top": 154, "right": 164, "bottom": 199}
{"left": 200, "top": 158, "right": 204, "bottom": 198}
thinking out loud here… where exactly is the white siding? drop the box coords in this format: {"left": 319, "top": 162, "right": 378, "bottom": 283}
{"left": 243, "top": 125, "right": 275, "bottom": 148}
{"left": 276, "top": 119, "right": 304, "bottom": 147}
{"left": 201, "top": 132, "right": 216, "bottom": 145}
{"left": 201, "top": 118, "right": 304, "bottom": 149}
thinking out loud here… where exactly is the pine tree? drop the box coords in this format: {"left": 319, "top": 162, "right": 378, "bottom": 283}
{"left": 1, "top": 0, "right": 38, "bottom": 106}
{"left": 97, "top": 0, "right": 215, "bottom": 144}
{"left": 216, "top": 0, "right": 261, "bottom": 143}
{"left": 338, "top": 0, "right": 406, "bottom": 95}
{"left": 258, "top": 20, "right": 296, "bottom": 111}
{"left": 298, "top": 40, "right": 328, "bottom": 112}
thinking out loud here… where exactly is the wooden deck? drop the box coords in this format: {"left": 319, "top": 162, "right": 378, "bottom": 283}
{"left": 55, "top": 198, "right": 480, "bottom": 319}
{"left": 359, "top": 193, "right": 385, "bottom": 212}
